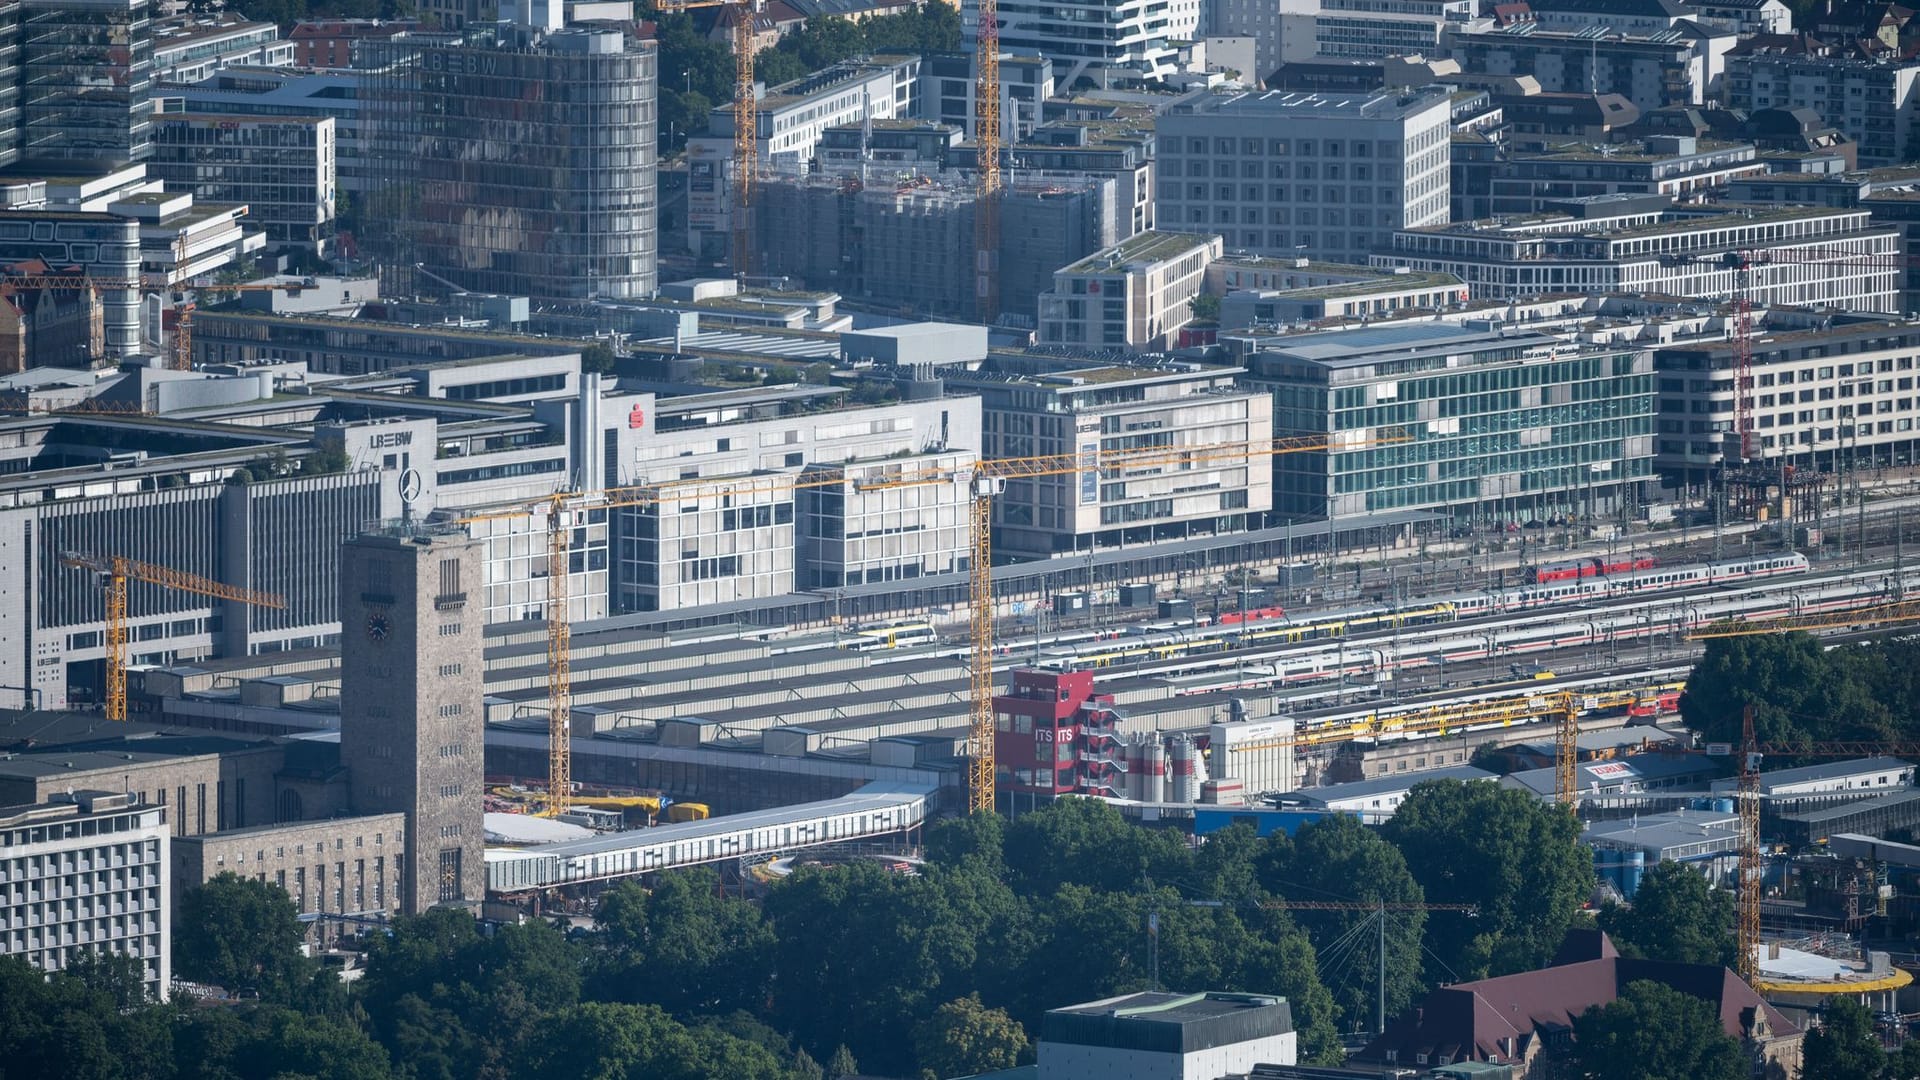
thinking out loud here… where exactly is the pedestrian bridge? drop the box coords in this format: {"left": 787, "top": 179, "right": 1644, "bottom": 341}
{"left": 484, "top": 781, "right": 933, "bottom": 893}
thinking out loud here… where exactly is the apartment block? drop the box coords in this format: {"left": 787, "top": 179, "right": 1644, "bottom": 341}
{"left": 0, "top": 791, "right": 169, "bottom": 999}
{"left": 1211, "top": 0, "right": 1472, "bottom": 80}
{"left": 1156, "top": 87, "right": 1452, "bottom": 265}
{"left": 1039, "top": 231, "right": 1223, "bottom": 351}
{"left": 1208, "top": 258, "right": 1467, "bottom": 327}
{"left": 151, "top": 14, "right": 290, "bottom": 84}
{"left": 1724, "top": 40, "right": 1920, "bottom": 167}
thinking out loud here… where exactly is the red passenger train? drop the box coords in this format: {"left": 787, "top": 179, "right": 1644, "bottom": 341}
{"left": 1525, "top": 555, "right": 1660, "bottom": 584}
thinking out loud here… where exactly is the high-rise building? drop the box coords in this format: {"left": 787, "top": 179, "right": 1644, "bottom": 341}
{"left": 337, "top": 529, "right": 484, "bottom": 914}
{"left": 18, "top": 0, "right": 156, "bottom": 168}
{"left": 367, "top": 25, "right": 657, "bottom": 302}
{"left": 966, "top": 0, "right": 1200, "bottom": 84}
{"left": 0, "top": 790, "right": 169, "bottom": 999}
{"left": 1156, "top": 87, "right": 1452, "bottom": 266}
{"left": 147, "top": 113, "right": 336, "bottom": 254}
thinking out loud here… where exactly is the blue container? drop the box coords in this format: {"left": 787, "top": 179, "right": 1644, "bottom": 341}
{"left": 1714, "top": 798, "right": 1735, "bottom": 815}
{"left": 1622, "top": 851, "right": 1647, "bottom": 899}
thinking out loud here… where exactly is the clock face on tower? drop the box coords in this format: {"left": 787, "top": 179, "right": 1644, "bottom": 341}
{"left": 366, "top": 610, "right": 393, "bottom": 642}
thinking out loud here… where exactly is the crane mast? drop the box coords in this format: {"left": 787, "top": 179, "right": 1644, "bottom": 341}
{"left": 973, "top": 0, "right": 1001, "bottom": 323}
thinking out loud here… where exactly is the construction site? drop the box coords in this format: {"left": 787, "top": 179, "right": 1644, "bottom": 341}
{"left": 753, "top": 169, "right": 1122, "bottom": 322}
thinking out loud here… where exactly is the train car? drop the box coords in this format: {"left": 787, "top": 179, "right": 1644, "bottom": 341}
{"left": 845, "top": 621, "right": 939, "bottom": 650}
{"left": 1528, "top": 558, "right": 1604, "bottom": 584}
{"left": 1218, "top": 605, "right": 1288, "bottom": 626}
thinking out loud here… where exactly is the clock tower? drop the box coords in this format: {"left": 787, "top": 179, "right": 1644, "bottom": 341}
{"left": 339, "top": 529, "right": 485, "bottom": 914}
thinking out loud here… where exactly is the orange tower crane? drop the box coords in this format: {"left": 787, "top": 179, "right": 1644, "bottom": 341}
{"left": 466, "top": 432, "right": 1407, "bottom": 818}
{"left": 61, "top": 552, "right": 286, "bottom": 723}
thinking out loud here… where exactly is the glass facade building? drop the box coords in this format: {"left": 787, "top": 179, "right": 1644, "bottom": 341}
{"left": 1239, "top": 323, "right": 1656, "bottom": 524}
{"left": 19, "top": 0, "right": 153, "bottom": 167}
{"left": 370, "top": 26, "right": 657, "bottom": 302}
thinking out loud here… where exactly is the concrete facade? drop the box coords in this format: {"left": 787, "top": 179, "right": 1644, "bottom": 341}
{"left": 1156, "top": 87, "right": 1453, "bottom": 266}
{"left": 1039, "top": 231, "right": 1224, "bottom": 351}
{"left": 173, "top": 812, "right": 407, "bottom": 926}
{"left": 0, "top": 791, "right": 169, "bottom": 999}
{"left": 338, "top": 531, "right": 484, "bottom": 913}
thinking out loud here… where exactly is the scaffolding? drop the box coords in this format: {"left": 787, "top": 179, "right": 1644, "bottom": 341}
{"left": 751, "top": 169, "right": 1116, "bottom": 321}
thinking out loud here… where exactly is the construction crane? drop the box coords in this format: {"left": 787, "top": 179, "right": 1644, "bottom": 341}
{"left": 1220, "top": 682, "right": 1680, "bottom": 807}
{"left": 973, "top": 0, "right": 1001, "bottom": 322}
{"left": 463, "top": 431, "right": 1409, "bottom": 818}
{"left": 1705, "top": 246, "right": 1919, "bottom": 465}
{"left": 1691, "top": 598, "right": 1920, "bottom": 639}
{"left": 656, "top": 0, "right": 760, "bottom": 275}
{"left": 60, "top": 552, "right": 285, "bottom": 723}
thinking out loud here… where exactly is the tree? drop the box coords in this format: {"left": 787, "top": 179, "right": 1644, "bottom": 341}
{"left": 174, "top": 871, "right": 311, "bottom": 994}
{"left": 925, "top": 811, "right": 1006, "bottom": 878}
{"left": 1596, "top": 861, "right": 1737, "bottom": 969}
{"left": 1258, "top": 814, "right": 1428, "bottom": 1027}
{"left": 826, "top": 1045, "right": 859, "bottom": 1080}
{"left": 302, "top": 446, "right": 351, "bottom": 475}
{"left": 588, "top": 868, "right": 774, "bottom": 1016}
{"left": 1187, "top": 292, "right": 1221, "bottom": 324}
{"left": 1683, "top": 633, "right": 1907, "bottom": 751}
{"left": 1888, "top": 1037, "right": 1920, "bottom": 1079}
{"left": 1565, "top": 980, "right": 1746, "bottom": 1080}
{"left": 515, "top": 1002, "right": 791, "bottom": 1080}
{"left": 1382, "top": 779, "right": 1592, "bottom": 980}
{"left": 912, "top": 994, "right": 1029, "bottom": 1077}
{"left": 1801, "top": 996, "right": 1886, "bottom": 1080}
{"left": 581, "top": 342, "right": 617, "bottom": 375}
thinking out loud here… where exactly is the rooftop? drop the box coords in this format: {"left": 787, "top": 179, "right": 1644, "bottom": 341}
{"left": 1299, "top": 765, "right": 1496, "bottom": 805}
{"left": 1043, "top": 991, "right": 1295, "bottom": 1054}
{"left": 1177, "top": 86, "right": 1453, "bottom": 119}
{"left": 1062, "top": 230, "right": 1218, "bottom": 274}
{"left": 1757, "top": 755, "right": 1913, "bottom": 787}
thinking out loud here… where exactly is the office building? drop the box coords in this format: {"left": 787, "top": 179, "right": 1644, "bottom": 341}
{"left": 16, "top": 0, "right": 156, "bottom": 168}
{"left": 1374, "top": 202, "right": 1901, "bottom": 312}
{"left": 1476, "top": 135, "right": 1765, "bottom": 216}
{"left": 1443, "top": 22, "right": 1730, "bottom": 113}
{"left": 147, "top": 114, "right": 336, "bottom": 254}
{"left": 1038, "top": 231, "right": 1222, "bottom": 350}
{"left": 287, "top": 19, "right": 422, "bottom": 68}
{"left": 688, "top": 55, "right": 916, "bottom": 259}
{"left": 1156, "top": 87, "right": 1452, "bottom": 265}
{"left": 1235, "top": 323, "right": 1656, "bottom": 522}
{"left": 945, "top": 360, "right": 1273, "bottom": 556}
{"left": 0, "top": 791, "right": 169, "bottom": 999}
{"left": 917, "top": 52, "right": 1053, "bottom": 146}
{"left": 150, "top": 13, "right": 289, "bottom": 84}
{"left": 161, "top": 69, "right": 377, "bottom": 195}
{"left": 753, "top": 172, "right": 1121, "bottom": 321}
{"left": 366, "top": 25, "right": 657, "bottom": 302}
{"left": 1208, "top": 258, "right": 1468, "bottom": 327}
{"left": 0, "top": 212, "right": 140, "bottom": 356}
{"left": 338, "top": 530, "right": 484, "bottom": 914}
{"left": 1725, "top": 38, "right": 1920, "bottom": 167}
{"left": 1653, "top": 315, "right": 1920, "bottom": 477}
{"left": 967, "top": 0, "right": 1200, "bottom": 84}
{"left": 605, "top": 388, "right": 981, "bottom": 609}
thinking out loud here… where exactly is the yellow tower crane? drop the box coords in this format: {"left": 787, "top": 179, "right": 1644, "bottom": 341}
{"left": 61, "top": 552, "right": 286, "bottom": 722}
{"left": 467, "top": 432, "right": 1407, "bottom": 818}
{"left": 656, "top": 0, "right": 762, "bottom": 275}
